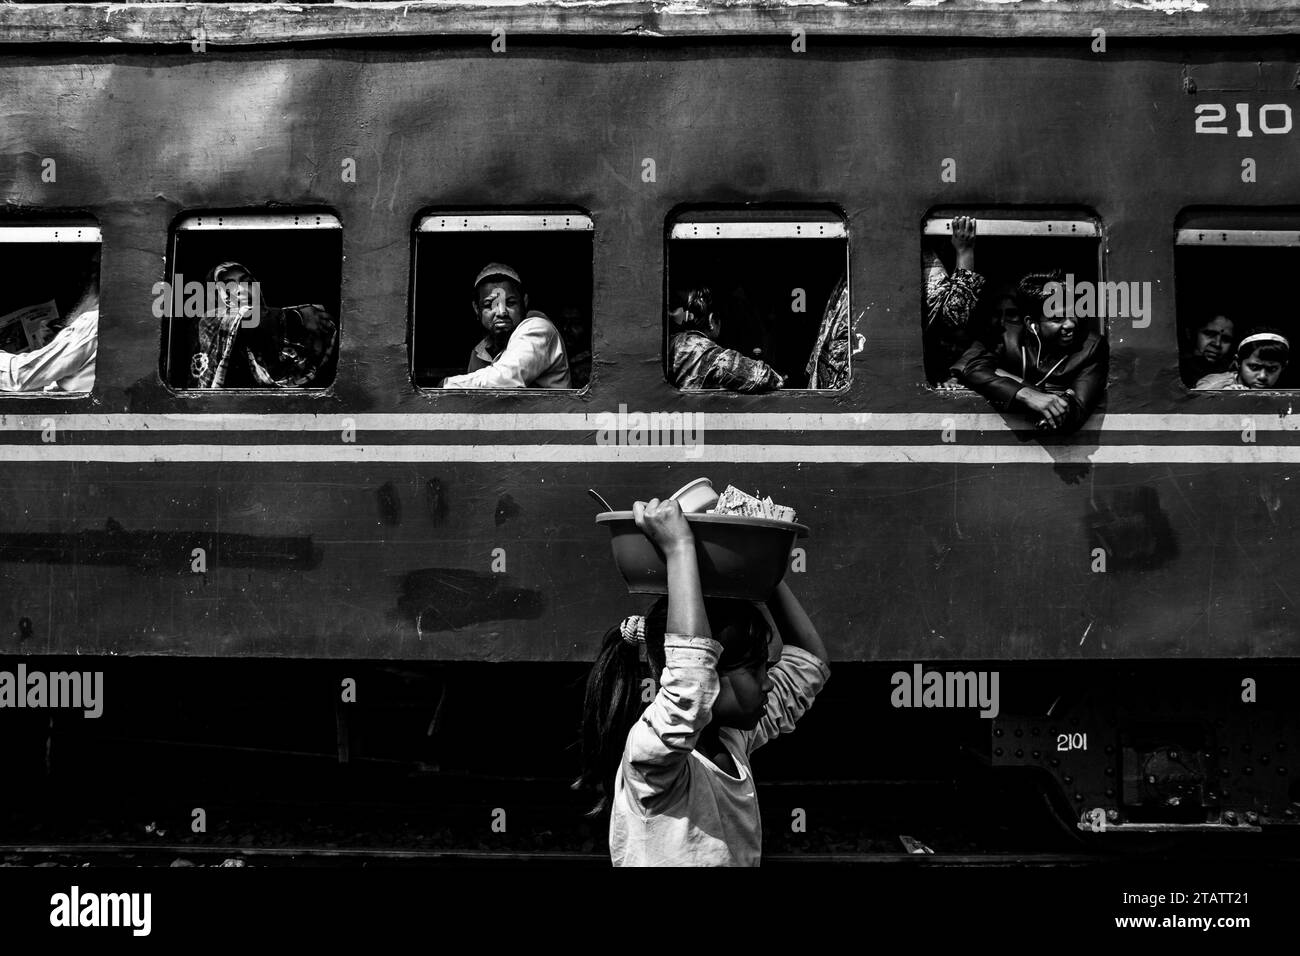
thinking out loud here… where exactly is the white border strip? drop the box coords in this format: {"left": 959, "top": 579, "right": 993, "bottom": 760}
{"left": 1176, "top": 228, "right": 1300, "bottom": 247}
{"left": 1, "top": 444, "right": 1297, "bottom": 464}
{"left": 0, "top": 412, "right": 1295, "bottom": 432}
{"left": 417, "top": 213, "right": 593, "bottom": 232}
{"left": 923, "top": 219, "right": 1099, "bottom": 238}
{"left": 670, "top": 222, "right": 847, "bottom": 240}
{"left": 0, "top": 226, "right": 101, "bottom": 243}
{"left": 175, "top": 213, "right": 341, "bottom": 231}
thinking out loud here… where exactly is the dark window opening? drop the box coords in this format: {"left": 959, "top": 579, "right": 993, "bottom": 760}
{"left": 665, "top": 213, "right": 849, "bottom": 392}
{"left": 0, "top": 223, "right": 101, "bottom": 395}
{"left": 921, "top": 215, "right": 1102, "bottom": 387}
{"left": 1176, "top": 226, "right": 1300, "bottom": 390}
{"left": 162, "top": 212, "right": 342, "bottom": 391}
{"left": 411, "top": 212, "right": 593, "bottom": 391}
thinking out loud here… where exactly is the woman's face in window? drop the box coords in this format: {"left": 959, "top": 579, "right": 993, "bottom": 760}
{"left": 214, "top": 266, "right": 256, "bottom": 322}
{"left": 1194, "top": 316, "right": 1235, "bottom": 366}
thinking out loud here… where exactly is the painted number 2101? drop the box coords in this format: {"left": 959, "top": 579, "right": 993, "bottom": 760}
{"left": 1195, "top": 103, "right": 1293, "bottom": 136}
{"left": 1058, "top": 732, "right": 1087, "bottom": 751}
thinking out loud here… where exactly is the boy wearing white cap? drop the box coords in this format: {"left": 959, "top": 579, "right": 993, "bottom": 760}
{"left": 1194, "top": 329, "right": 1289, "bottom": 390}
{"left": 440, "top": 263, "right": 572, "bottom": 389}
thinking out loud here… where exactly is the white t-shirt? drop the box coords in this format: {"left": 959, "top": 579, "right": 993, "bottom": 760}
{"left": 441, "top": 313, "right": 571, "bottom": 389}
{"left": 610, "top": 637, "right": 830, "bottom": 867}
{"left": 0, "top": 308, "right": 97, "bottom": 393}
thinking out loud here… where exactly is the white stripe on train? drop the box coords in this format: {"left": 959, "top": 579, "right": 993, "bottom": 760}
{"left": 1, "top": 445, "right": 1297, "bottom": 464}
{"left": 0, "top": 412, "right": 1295, "bottom": 432}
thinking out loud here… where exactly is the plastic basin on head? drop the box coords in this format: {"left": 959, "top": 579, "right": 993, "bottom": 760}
{"left": 595, "top": 511, "right": 809, "bottom": 601}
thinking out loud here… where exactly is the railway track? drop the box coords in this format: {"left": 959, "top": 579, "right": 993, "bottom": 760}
{"left": 6, "top": 843, "right": 1295, "bottom": 867}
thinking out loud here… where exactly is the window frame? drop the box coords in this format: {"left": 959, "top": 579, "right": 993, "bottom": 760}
{"left": 1175, "top": 221, "right": 1300, "bottom": 394}
{"left": 921, "top": 210, "right": 1107, "bottom": 395}
{"left": 0, "top": 219, "right": 102, "bottom": 401}
{"left": 664, "top": 207, "right": 852, "bottom": 394}
{"left": 161, "top": 209, "right": 343, "bottom": 396}
{"left": 410, "top": 209, "right": 595, "bottom": 396}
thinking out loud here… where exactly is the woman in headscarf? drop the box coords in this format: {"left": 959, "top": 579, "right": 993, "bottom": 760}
{"left": 189, "top": 261, "right": 338, "bottom": 389}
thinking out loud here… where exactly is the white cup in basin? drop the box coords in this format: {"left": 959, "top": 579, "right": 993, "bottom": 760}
{"left": 669, "top": 477, "right": 719, "bottom": 514}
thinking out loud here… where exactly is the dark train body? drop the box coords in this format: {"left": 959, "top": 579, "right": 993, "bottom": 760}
{"left": 1, "top": 2, "right": 1299, "bottom": 834}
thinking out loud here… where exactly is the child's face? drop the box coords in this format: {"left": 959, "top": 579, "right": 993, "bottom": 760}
{"left": 1239, "top": 354, "right": 1285, "bottom": 388}
{"left": 713, "top": 654, "right": 775, "bottom": 730}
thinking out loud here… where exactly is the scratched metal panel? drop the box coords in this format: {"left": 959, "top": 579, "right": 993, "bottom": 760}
{"left": 0, "top": 460, "right": 1297, "bottom": 661}
{"left": 0, "top": 41, "right": 1297, "bottom": 660}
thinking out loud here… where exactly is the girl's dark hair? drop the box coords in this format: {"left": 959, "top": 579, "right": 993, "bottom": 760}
{"left": 575, "top": 595, "right": 769, "bottom": 816}
{"left": 1238, "top": 326, "right": 1290, "bottom": 364}
{"left": 669, "top": 287, "right": 714, "bottom": 334}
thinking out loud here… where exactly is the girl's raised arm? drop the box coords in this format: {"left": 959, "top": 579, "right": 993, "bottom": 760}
{"left": 747, "top": 581, "right": 831, "bottom": 755}
{"left": 768, "top": 581, "right": 829, "bottom": 664}
{"left": 619, "top": 499, "right": 719, "bottom": 807}
{"left": 634, "top": 498, "right": 709, "bottom": 639}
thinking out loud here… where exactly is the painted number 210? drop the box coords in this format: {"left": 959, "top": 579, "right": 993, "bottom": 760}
{"left": 1195, "top": 103, "right": 1293, "bottom": 136}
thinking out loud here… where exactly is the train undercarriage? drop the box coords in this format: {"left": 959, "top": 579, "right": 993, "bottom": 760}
{"left": 1, "top": 656, "right": 1295, "bottom": 859}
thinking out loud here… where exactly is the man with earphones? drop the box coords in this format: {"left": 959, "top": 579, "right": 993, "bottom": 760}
{"left": 949, "top": 271, "right": 1110, "bottom": 433}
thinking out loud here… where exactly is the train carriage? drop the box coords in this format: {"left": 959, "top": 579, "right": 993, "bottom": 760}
{"left": 1, "top": 0, "right": 1300, "bottom": 840}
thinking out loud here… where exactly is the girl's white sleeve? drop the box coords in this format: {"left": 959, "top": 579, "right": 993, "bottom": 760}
{"left": 748, "top": 645, "right": 831, "bottom": 754}
{"left": 620, "top": 635, "right": 721, "bottom": 808}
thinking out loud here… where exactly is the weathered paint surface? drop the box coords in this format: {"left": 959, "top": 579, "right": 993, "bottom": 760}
{"left": 0, "top": 41, "right": 1298, "bottom": 660}
{"left": 0, "top": 2, "right": 1294, "bottom": 42}
{"left": 1, "top": 458, "right": 1298, "bottom": 660}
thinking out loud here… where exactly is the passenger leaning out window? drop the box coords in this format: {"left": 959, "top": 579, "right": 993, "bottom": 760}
{"left": 668, "top": 287, "right": 784, "bottom": 393}
{"left": 189, "top": 261, "right": 338, "bottom": 389}
{"left": 1194, "top": 329, "right": 1289, "bottom": 390}
{"left": 950, "top": 271, "right": 1110, "bottom": 433}
{"left": 440, "top": 263, "right": 571, "bottom": 389}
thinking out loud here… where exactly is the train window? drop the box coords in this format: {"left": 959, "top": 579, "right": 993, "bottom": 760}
{"left": 161, "top": 211, "right": 342, "bottom": 391}
{"left": 921, "top": 215, "right": 1103, "bottom": 387}
{"left": 1176, "top": 226, "right": 1300, "bottom": 390}
{"left": 411, "top": 211, "right": 593, "bottom": 391}
{"left": 0, "top": 222, "right": 101, "bottom": 396}
{"left": 665, "top": 211, "right": 850, "bottom": 391}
